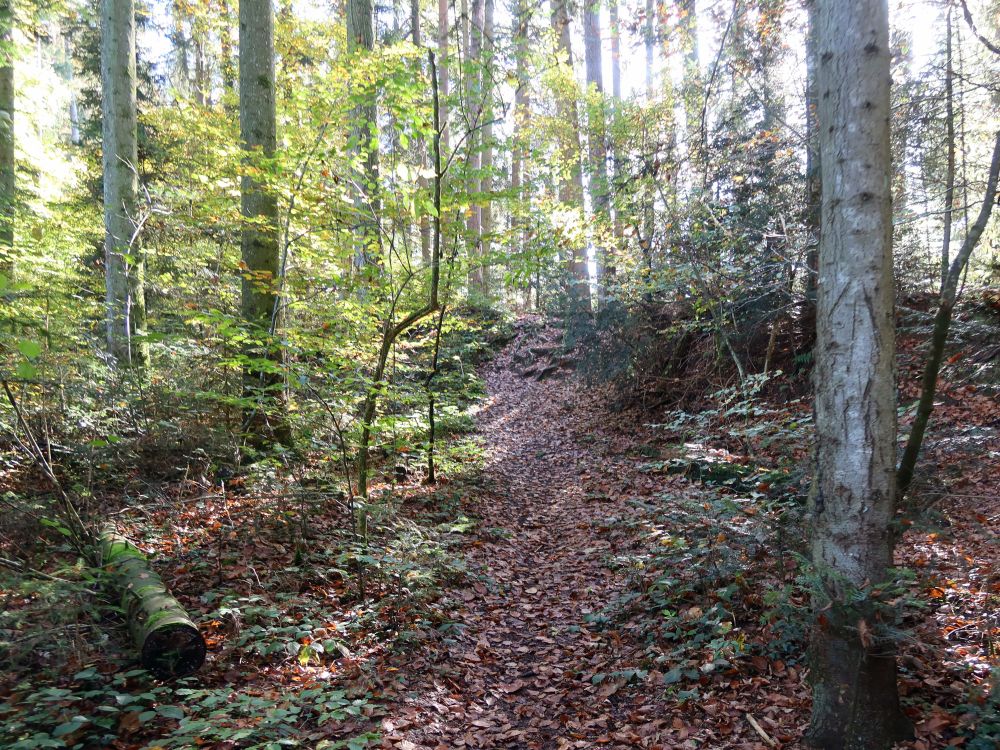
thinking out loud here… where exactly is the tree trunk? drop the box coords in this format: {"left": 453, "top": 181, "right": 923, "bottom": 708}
{"left": 239, "top": 0, "right": 289, "bottom": 445}
{"left": 347, "top": 0, "right": 379, "bottom": 270}
{"left": 412, "top": 0, "right": 432, "bottom": 266}
{"left": 479, "top": 0, "right": 493, "bottom": 299}
{"left": 511, "top": 0, "right": 529, "bottom": 290}
{"left": 940, "top": 9, "right": 956, "bottom": 288}
{"left": 219, "top": 0, "right": 237, "bottom": 97}
{"left": 100, "top": 528, "right": 206, "bottom": 679}
{"left": 63, "top": 34, "right": 81, "bottom": 146}
{"left": 465, "top": 0, "right": 484, "bottom": 296}
{"left": 584, "top": 0, "right": 610, "bottom": 304}
{"left": 609, "top": 0, "right": 624, "bottom": 245}
{"left": 678, "top": 0, "right": 702, "bottom": 183}
{"left": 0, "top": 0, "right": 13, "bottom": 271}
{"left": 101, "top": 0, "right": 150, "bottom": 370}
{"left": 551, "top": 0, "right": 590, "bottom": 317}
{"left": 437, "top": 0, "right": 449, "bottom": 154}
{"left": 640, "top": 0, "right": 655, "bottom": 276}
{"left": 807, "top": 0, "right": 911, "bottom": 746}
{"left": 171, "top": 0, "right": 191, "bottom": 98}
{"left": 801, "top": 0, "right": 820, "bottom": 345}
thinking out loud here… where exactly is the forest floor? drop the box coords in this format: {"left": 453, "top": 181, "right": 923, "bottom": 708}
{"left": 375, "top": 323, "right": 683, "bottom": 748}
{"left": 0, "top": 317, "right": 997, "bottom": 750}
{"left": 371, "top": 319, "right": 1000, "bottom": 750}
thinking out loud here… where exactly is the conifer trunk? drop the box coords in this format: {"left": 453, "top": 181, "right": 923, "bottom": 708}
{"left": 807, "top": 0, "right": 911, "bottom": 746}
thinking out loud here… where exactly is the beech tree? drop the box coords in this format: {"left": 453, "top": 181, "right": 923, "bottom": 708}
{"left": 807, "top": 0, "right": 911, "bottom": 746}
{"left": 347, "top": 0, "right": 379, "bottom": 269}
{"left": 239, "top": 0, "right": 289, "bottom": 444}
{"left": 101, "top": 0, "right": 149, "bottom": 369}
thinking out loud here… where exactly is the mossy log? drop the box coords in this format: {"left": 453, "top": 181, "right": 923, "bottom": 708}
{"left": 99, "top": 528, "right": 206, "bottom": 678}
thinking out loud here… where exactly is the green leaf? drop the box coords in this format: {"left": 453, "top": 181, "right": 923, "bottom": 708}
{"left": 17, "top": 340, "right": 42, "bottom": 359}
{"left": 156, "top": 705, "right": 185, "bottom": 719}
{"left": 52, "top": 718, "right": 87, "bottom": 736}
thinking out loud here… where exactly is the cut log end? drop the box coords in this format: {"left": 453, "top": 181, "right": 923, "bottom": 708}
{"left": 141, "top": 620, "right": 207, "bottom": 679}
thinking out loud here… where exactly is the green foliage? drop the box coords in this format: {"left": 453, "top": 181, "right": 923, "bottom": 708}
{"left": 0, "top": 669, "right": 378, "bottom": 750}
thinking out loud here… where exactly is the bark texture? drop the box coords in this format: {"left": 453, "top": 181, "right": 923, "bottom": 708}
{"left": 801, "top": 0, "right": 820, "bottom": 343}
{"left": 347, "top": 0, "right": 379, "bottom": 269}
{"left": 807, "top": 0, "right": 910, "bottom": 746}
{"left": 100, "top": 528, "right": 206, "bottom": 678}
{"left": 239, "top": 0, "right": 288, "bottom": 444}
{"left": 101, "top": 0, "right": 150, "bottom": 369}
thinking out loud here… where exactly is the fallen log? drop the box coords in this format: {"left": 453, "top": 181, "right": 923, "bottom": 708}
{"left": 99, "top": 528, "right": 206, "bottom": 678}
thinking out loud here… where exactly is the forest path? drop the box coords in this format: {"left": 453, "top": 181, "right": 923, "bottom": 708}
{"left": 377, "top": 325, "right": 667, "bottom": 749}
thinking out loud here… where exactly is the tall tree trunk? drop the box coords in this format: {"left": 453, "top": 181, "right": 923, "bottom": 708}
{"left": 940, "top": 9, "right": 956, "bottom": 288}
{"left": 641, "top": 0, "right": 655, "bottom": 271}
{"left": 192, "top": 16, "right": 210, "bottom": 106}
{"left": 465, "top": 0, "right": 484, "bottom": 296}
{"left": 609, "top": 0, "right": 623, "bottom": 245}
{"left": 101, "top": 0, "right": 150, "bottom": 370}
{"left": 479, "top": 0, "right": 493, "bottom": 299}
{"left": 551, "top": 0, "right": 590, "bottom": 317}
{"left": 219, "top": 0, "right": 237, "bottom": 97}
{"left": 806, "top": 0, "right": 911, "bottom": 746}
{"left": 678, "top": 0, "right": 702, "bottom": 184}
{"left": 0, "top": 0, "right": 13, "bottom": 271}
{"left": 171, "top": 0, "right": 191, "bottom": 98}
{"left": 412, "top": 0, "right": 432, "bottom": 266}
{"left": 239, "top": 0, "right": 288, "bottom": 444}
{"left": 584, "top": 0, "right": 610, "bottom": 303}
{"left": 438, "top": 0, "right": 449, "bottom": 154}
{"left": 64, "top": 34, "right": 81, "bottom": 146}
{"left": 511, "top": 0, "right": 529, "bottom": 300}
{"left": 644, "top": 0, "right": 654, "bottom": 96}
{"left": 801, "top": 0, "right": 820, "bottom": 345}
{"left": 348, "top": 0, "right": 379, "bottom": 270}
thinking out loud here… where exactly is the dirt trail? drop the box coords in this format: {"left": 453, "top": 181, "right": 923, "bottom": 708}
{"left": 378, "top": 328, "right": 662, "bottom": 749}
